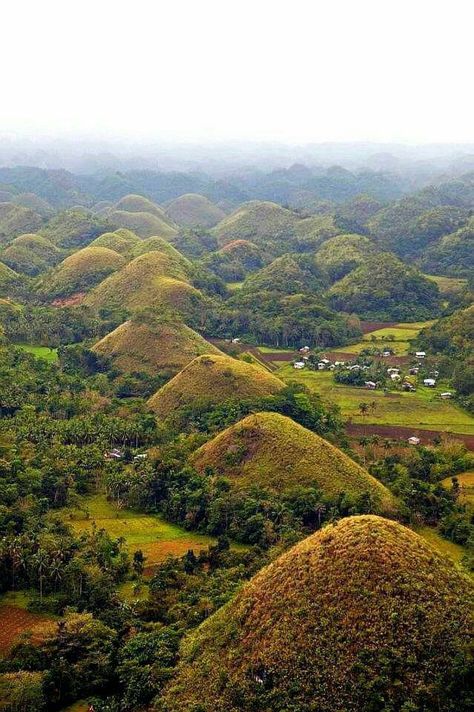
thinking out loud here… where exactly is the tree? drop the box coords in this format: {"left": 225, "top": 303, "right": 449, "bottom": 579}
{"left": 359, "top": 402, "right": 369, "bottom": 416}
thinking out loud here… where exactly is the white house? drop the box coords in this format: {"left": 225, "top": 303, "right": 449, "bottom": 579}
{"left": 390, "top": 373, "right": 401, "bottom": 381}
{"left": 423, "top": 378, "right": 436, "bottom": 387}
{"left": 440, "top": 392, "right": 452, "bottom": 399}
{"left": 408, "top": 436, "right": 420, "bottom": 445}
{"left": 294, "top": 361, "right": 305, "bottom": 369}
{"left": 365, "top": 381, "right": 376, "bottom": 390}
{"left": 387, "top": 367, "right": 400, "bottom": 375}
{"left": 299, "top": 346, "right": 310, "bottom": 353}
{"left": 415, "top": 351, "right": 426, "bottom": 358}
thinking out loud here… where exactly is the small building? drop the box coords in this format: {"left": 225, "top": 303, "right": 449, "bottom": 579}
{"left": 402, "top": 382, "right": 416, "bottom": 392}
{"left": 134, "top": 453, "right": 148, "bottom": 460}
{"left": 408, "top": 436, "right": 420, "bottom": 445}
{"left": 365, "top": 381, "right": 376, "bottom": 390}
{"left": 382, "top": 350, "right": 392, "bottom": 357}
{"left": 299, "top": 346, "right": 310, "bottom": 353}
{"left": 423, "top": 378, "right": 436, "bottom": 387}
{"left": 294, "top": 361, "right": 305, "bottom": 369}
{"left": 390, "top": 373, "right": 401, "bottom": 381}
{"left": 317, "top": 362, "right": 326, "bottom": 370}
{"left": 440, "top": 392, "right": 452, "bottom": 399}
{"left": 415, "top": 351, "right": 426, "bottom": 359}
{"left": 409, "top": 367, "right": 419, "bottom": 375}
{"left": 334, "top": 361, "right": 345, "bottom": 366}
{"left": 105, "top": 448, "right": 123, "bottom": 460}
{"left": 387, "top": 367, "right": 400, "bottom": 375}
{"left": 231, "top": 337, "right": 241, "bottom": 344}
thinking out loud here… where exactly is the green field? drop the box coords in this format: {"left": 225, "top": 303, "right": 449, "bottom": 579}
{"left": 441, "top": 471, "right": 474, "bottom": 506}
{"left": 17, "top": 343, "right": 59, "bottom": 363}
{"left": 61, "top": 495, "right": 224, "bottom": 567}
{"left": 424, "top": 275, "right": 467, "bottom": 293}
{"left": 276, "top": 366, "right": 474, "bottom": 434}
{"left": 226, "top": 281, "right": 244, "bottom": 291}
{"left": 345, "top": 339, "right": 412, "bottom": 355}
{"left": 257, "top": 345, "right": 295, "bottom": 353}
{"left": 416, "top": 526, "right": 467, "bottom": 565}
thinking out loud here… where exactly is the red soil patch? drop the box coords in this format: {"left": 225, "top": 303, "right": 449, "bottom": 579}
{"left": 359, "top": 321, "right": 397, "bottom": 334}
{"left": 51, "top": 292, "right": 85, "bottom": 307}
{"left": 0, "top": 605, "right": 55, "bottom": 655}
{"left": 322, "top": 351, "right": 357, "bottom": 362}
{"left": 345, "top": 423, "right": 474, "bottom": 451}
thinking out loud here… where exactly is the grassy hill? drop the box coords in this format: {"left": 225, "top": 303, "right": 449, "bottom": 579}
{"left": 0, "top": 203, "right": 43, "bottom": 244}
{"left": 115, "top": 194, "right": 176, "bottom": 226}
{"left": 328, "top": 252, "right": 441, "bottom": 321}
{"left": 212, "top": 200, "right": 300, "bottom": 248}
{"left": 89, "top": 228, "right": 141, "bottom": 254}
{"left": 130, "top": 236, "right": 193, "bottom": 270}
{"left": 1, "top": 233, "right": 61, "bottom": 276}
{"left": 202, "top": 239, "right": 265, "bottom": 281}
{"left": 420, "top": 217, "right": 474, "bottom": 278}
{"left": 191, "top": 412, "right": 397, "bottom": 513}
{"left": 162, "top": 515, "right": 473, "bottom": 712}
{"left": 314, "top": 233, "right": 378, "bottom": 281}
{"left": 148, "top": 354, "right": 285, "bottom": 418}
{"left": 107, "top": 209, "right": 178, "bottom": 239}
{"left": 40, "top": 208, "right": 111, "bottom": 248}
{"left": 240, "top": 253, "right": 326, "bottom": 295}
{"left": 84, "top": 250, "right": 202, "bottom": 317}
{"left": 12, "top": 192, "right": 54, "bottom": 218}
{"left": 165, "top": 193, "right": 226, "bottom": 228}
{"left": 93, "top": 312, "right": 223, "bottom": 375}
{"left": 37, "top": 246, "right": 126, "bottom": 298}
{"left": 0, "top": 262, "right": 20, "bottom": 292}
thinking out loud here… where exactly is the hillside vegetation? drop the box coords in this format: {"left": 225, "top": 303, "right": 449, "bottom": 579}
{"left": 191, "top": 412, "right": 397, "bottom": 513}
{"left": 0, "top": 203, "right": 43, "bottom": 244}
{"left": 37, "top": 246, "right": 126, "bottom": 298}
{"left": 162, "top": 515, "right": 473, "bottom": 712}
{"left": 1, "top": 234, "right": 61, "bottom": 276}
{"left": 148, "top": 354, "right": 285, "bottom": 418}
{"left": 107, "top": 209, "right": 178, "bottom": 239}
{"left": 40, "top": 208, "right": 110, "bottom": 248}
{"left": 165, "top": 193, "right": 226, "bottom": 227}
{"left": 89, "top": 228, "right": 141, "bottom": 254}
{"left": 314, "top": 233, "right": 377, "bottom": 281}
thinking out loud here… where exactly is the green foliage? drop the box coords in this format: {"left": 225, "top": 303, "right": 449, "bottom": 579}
{"left": 40, "top": 208, "right": 111, "bottom": 249}
{"left": 314, "top": 233, "right": 377, "bottom": 281}
{"left": 1, "top": 234, "right": 61, "bottom": 276}
{"left": 202, "top": 240, "right": 264, "bottom": 281}
{"left": 0, "top": 203, "right": 43, "bottom": 245}
{"left": 420, "top": 217, "right": 474, "bottom": 277}
{"left": 165, "top": 193, "right": 226, "bottom": 228}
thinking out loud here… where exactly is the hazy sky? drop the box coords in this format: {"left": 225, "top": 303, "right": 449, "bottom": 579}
{"left": 2, "top": 0, "right": 473, "bottom": 144}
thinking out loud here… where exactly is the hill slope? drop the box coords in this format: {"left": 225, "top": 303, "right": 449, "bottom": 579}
{"left": 148, "top": 354, "right": 285, "bottom": 418}
{"left": 0, "top": 203, "right": 43, "bottom": 244}
{"left": 115, "top": 194, "right": 176, "bottom": 226}
{"left": 314, "top": 233, "right": 377, "bottom": 281}
{"left": 37, "top": 246, "right": 126, "bottom": 298}
{"left": 107, "top": 209, "right": 178, "bottom": 239}
{"left": 40, "top": 208, "right": 110, "bottom": 248}
{"left": 89, "top": 228, "right": 141, "bottom": 255}
{"left": 165, "top": 193, "right": 226, "bottom": 228}
{"left": 1, "top": 233, "right": 61, "bottom": 276}
{"left": 191, "top": 412, "right": 397, "bottom": 513}
{"left": 162, "top": 515, "right": 473, "bottom": 712}
{"left": 93, "top": 313, "right": 223, "bottom": 375}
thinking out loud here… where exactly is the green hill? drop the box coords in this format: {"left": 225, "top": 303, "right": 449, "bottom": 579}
{"left": 240, "top": 253, "right": 326, "bottom": 295}
{"left": 130, "top": 236, "right": 193, "bottom": 271}
{"left": 165, "top": 193, "right": 226, "bottom": 228}
{"left": 162, "top": 515, "right": 473, "bottom": 712}
{"left": 212, "top": 201, "right": 300, "bottom": 249}
{"left": 202, "top": 240, "right": 264, "bottom": 281}
{"left": 420, "top": 217, "right": 474, "bottom": 277}
{"left": 12, "top": 192, "right": 54, "bottom": 218}
{"left": 191, "top": 412, "right": 397, "bottom": 513}
{"left": 107, "top": 209, "right": 178, "bottom": 239}
{"left": 40, "top": 208, "right": 111, "bottom": 248}
{"left": 37, "top": 246, "right": 126, "bottom": 298}
{"left": 328, "top": 252, "right": 441, "bottom": 320}
{"left": 0, "top": 261, "right": 20, "bottom": 292}
{"left": 0, "top": 203, "right": 43, "bottom": 244}
{"left": 93, "top": 312, "right": 223, "bottom": 375}
{"left": 148, "top": 354, "right": 285, "bottom": 418}
{"left": 314, "top": 233, "right": 377, "bottom": 281}
{"left": 89, "top": 228, "right": 141, "bottom": 254}
{"left": 115, "top": 194, "right": 176, "bottom": 227}
{"left": 1, "top": 234, "right": 61, "bottom": 276}
{"left": 84, "top": 250, "right": 203, "bottom": 318}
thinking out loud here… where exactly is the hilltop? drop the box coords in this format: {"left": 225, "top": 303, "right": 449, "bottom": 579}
{"left": 130, "top": 236, "right": 193, "bottom": 271}
{"left": 202, "top": 240, "right": 264, "bottom": 281}
{"left": 40, "top": 208, "right": 111, "bottom": 248}
{"left": 165, "top": 193, "right": 226, "bottom": 227}
{"left": 162, "top": 515, "right": 473, "bottom": 712}
{"left": 115, "top": 194, "right": 176, "bottom": 226}
{"left": 148, "top": 354, "right": 285, "bottom": 418}
{"left": 89, "top": 228, "right": 141, "bottom": 254}
{"left": 240, "top": 253, "right": 326, "bottom": 295}
{"left": 420, "top": 216, "right": 474, "bottom": 277}
{"left": 0, "top": 261, "right": 20, "bottom": 293}
{"left": 328, "top": 252, "right": 440, "bottom": 320}
{"left": 37, "top": 246, "right": 126, "bottom": 298}
{"left": 314, "top": 233, "right": 377, "bottom": 281}
{"left": 107, "top": 209, "right": 178, "bottom": 239}
{"left": 1, "top": 233, "right": 61, "bottom": 276}
{"left": 93, "top": 312, "right": 223, "bottom": 375}
{"left": 0, "top": 203, "right": 43, "bottom": 244}
{"left": 212, "top": 200, "right": 300, "bottom": 249}
{"left": 191, "top": 412, "right": 397, "bottom": 513}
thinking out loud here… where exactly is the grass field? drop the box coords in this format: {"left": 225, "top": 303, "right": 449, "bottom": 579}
{"left": 0, "top": 591, "right": 56, "bottom": 656}
{"left": 16, "top": 343, "right": 59, "bottom": 363}
{"left": 62, "top": 495, "right": 223, "bottom": 567}
{"left": 257, "top": 345, "right": 295, "bottom": 353}
{"left": 441, "top": 471, "right": 474, "bottom": 506}
{"left": 275, "top": 366, "right": 474, "bottom": 434}
{"left": 416, "top": 526, "right": 467, "bottom": 565}
{"left": 345, "top": 340, "right": 412, "bottom": 355}
{"left": 424, "top": 275, "right": 467, "bottom": 293}
{"left": 226, "top": 281, "right": 244, "bottom": 291}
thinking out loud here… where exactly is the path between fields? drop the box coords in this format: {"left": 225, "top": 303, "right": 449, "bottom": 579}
{"left": 345, "top": 423, "right": 474, "bottom": 450}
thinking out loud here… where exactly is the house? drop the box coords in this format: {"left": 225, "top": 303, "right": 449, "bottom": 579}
{"left": 299, "top": 346, "right": 310, "bottom": 353}
{"left": 408, "top": 436, "right": 420, "bottom": 445}
{"left": 409, "top": 367, "right": 419, "bottom": 375}
{"left": 294, "top": 361, "right": 305, "bottom": 369}
{"left": 415, "top": 351, "right": 426, "bottom": 359}
{"left": 317, "top": 362, "right": 326, "bottom": 370}
{"left": 105, "top": 448, "right": 123, "bottom": 460}
{"left": 321, "top": 358, "right": 330, "bottom": 365}
{"left": 382, "top": 350, "right": 392, "bottom": 357}
{"left": 334, "top": 361, "right": 345, "bottom": 366}
{"left": 387, "top": 367, "right": 400, "bottom": 375}
{"left": 402, "top": 382, "right": 416, "bottom": 392}
{"left": 134, "top": 453, "right": 148, "bottom": 460}
{"left": 440, "top": 392, "right": 452, "bottom": 399}
{"left": 390, "top": 373, "right": 401, "bottom": 381}
{"left": 364, "top": 381, "right": 376, "bottom": 390}
{"left": 423, "top": 378, "right": 436, "bottom": 387}
{"left": 231, "top": 337, "right": 241, "bottom": 344}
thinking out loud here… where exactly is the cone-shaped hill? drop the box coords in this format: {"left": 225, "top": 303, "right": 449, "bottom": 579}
{"left": 84, "top": 250, "right": 205, "bottom": 319}
{"left": 108, "top": 209, "right": 178, "bottom": 239}
{"left": 0, "top": 202, "right": 43, "bottom": 244}
{"left": 37, "top": 246, "right": 126, "bottom": 298}
{"left": 92, "top": 312, "right": 223, "bottom": 375}
{"left": 1, "top": 233, "right": 61, "bottom": 276}
{"left": 115, "top": 194, "right": 176, "bottom": 226}
{"left": 190, "top": 412, "right": 397, "bottom": 513}
{"left": 89, "top": 228, "right": 141, "bottom": 255}
{"left": 162, "top": 515, "right": 473, "bottom": 712}
{"left": 148, "top": 354, "right": 285, "bottom": 418}
{"left": 40, "top": 208, "right": 111, "bottom": 248}
{"left": 129, "top": 236, "right": 193, "bottom": 270}
{"left": 212, "top": 200, "right": 299, "bottom": 248}
{"left": 165, "top": 193, "right": 226, "bottom": 228}
{"left": 314, "top": 233, "right": 378, "bottom": 282}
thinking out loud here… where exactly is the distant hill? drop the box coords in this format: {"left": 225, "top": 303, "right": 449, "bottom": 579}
{"left": 162, "top": 515, "right": 473, "bottom": 712}
{"left": 212, "top": 200, "right": 300, "bottom": 249}
{"left": 314, "top": 233, "right": 377, "bottom": 281}
{"left": 115, "top": 194, "right": 177, "bottom": 227}
{"left": 328, "top": 252, "right": 440, "bottom": 320}
{"left": 1, "top": 234, "right": 61, "bottom": 276}
{"left": 191, "top": 412, "right": 397, "bottom": 513}
{"left": 0, "top": 203, "right": 43, "bottom": 244}
{"left": 107, "top": 209, "right": 178, "bottom": 239}
{"left": 148, "top": 354, "right": 285, "bottom": 418}
{"left": 93, "top": 312, "right": 223, "bottom": 375}
{"left": 40, "top": 208, "right": 111, "bottom": 248}
{"left": 11, "top": 193, "right": 54, "bottom": 218}
{"left": 420, "top": 217, "right": 474, "bottom": 277}
{"left": 0, "top": 261, "right": 21, "bottom": 292}
{"left": 202, "top": 240, "right": 265, "bottom": 281}
{"left": 240, "top": 253, "right": 327, "bottom": 295}
{"left": 37, "top": 246, "right": 126, "bottom": 298}
{"left": 165, "top": 193, "right": 226, "bottom": 228}
{"left": 89, "top": 228, "right": 141, "bottom": 255}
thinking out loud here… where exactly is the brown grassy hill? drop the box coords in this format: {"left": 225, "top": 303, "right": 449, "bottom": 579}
{"left": 212, "top": 200, "right": 299, "bottom": 248}
{"left": 84, "top": 250, "right": 202, "bottom": 317}
{"left": 116, "top": 194, "right": 176, "bottom": 227}
{"left": 162, "top": 515, "right": 473, "bottom": 712}
{"left": 89, "top": 228, "right": 141, "bottom": 255}
{"left": 130, "top": 236, "right": 193, "bottom": 270}
{"left": 165, "top": 193, "right": 226, "bottom": 228}
{"left": 107, "top": 209, "right": 178, "bottom": 239}
{"left": 147, "top": 354, "right": 285, "bottom": 418}
{"left": 37, "top": 246, "right": 126, "bottom": 298}
{"left": 1, "top": 234, "right": 61, "bottom": 276}
{"left": 93, "top": 313, "right": 223, "bottom": 375}
{"left": 191, "top": 412, "right": 397, "bottom": 513}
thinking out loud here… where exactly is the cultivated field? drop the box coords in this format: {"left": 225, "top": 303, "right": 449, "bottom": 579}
{"left": 16, "top": 343, "right": 59, "bottom": 362}
{"left": 0, "top": 592, "right": 56, "bottom": 656}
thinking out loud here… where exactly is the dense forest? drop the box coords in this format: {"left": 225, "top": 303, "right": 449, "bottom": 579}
{"left": 0, "top": 160, "right": 472, "bottom": 712}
